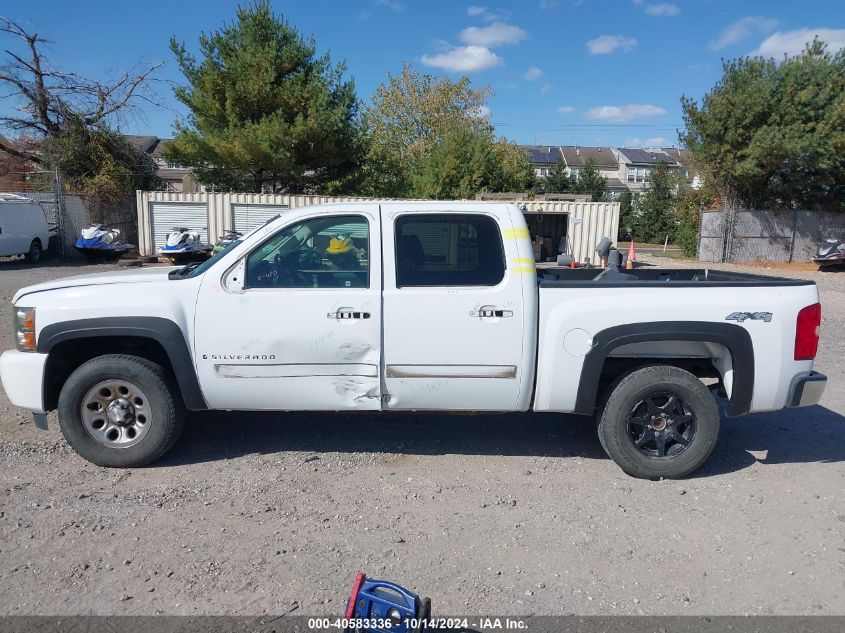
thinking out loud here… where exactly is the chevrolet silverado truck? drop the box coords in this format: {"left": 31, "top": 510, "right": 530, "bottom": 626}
{"left": 0, "top": 202, "right": 827, "bottom": 478}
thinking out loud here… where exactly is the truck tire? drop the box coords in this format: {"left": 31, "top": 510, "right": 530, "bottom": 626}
{"left": 25, "top": 239, "right": 42, "bottom": 264}
{"left": 58, "top": 354, "right": 185, "bottom": 467}
{"left": 597, "top": 365, "right": 719, "bottom": 479}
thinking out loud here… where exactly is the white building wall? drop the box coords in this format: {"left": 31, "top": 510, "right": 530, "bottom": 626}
{"left": 136, "top": 191, "right": 619, "bottom": 262}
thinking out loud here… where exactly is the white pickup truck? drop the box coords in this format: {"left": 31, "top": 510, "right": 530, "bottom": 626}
{"left": 0, "top": 202, "right": 827, "bottom": 478}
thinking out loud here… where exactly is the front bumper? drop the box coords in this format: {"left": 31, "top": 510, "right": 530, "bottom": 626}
{"left": 0, "top": 350, "right": 48, "bottom": 414}
{"left": 787, "top": 371, "right": 827, "bottom": 408}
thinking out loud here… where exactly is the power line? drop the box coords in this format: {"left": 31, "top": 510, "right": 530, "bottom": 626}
{"left": 492, "top": 122, "right": 683, "bottom": 131}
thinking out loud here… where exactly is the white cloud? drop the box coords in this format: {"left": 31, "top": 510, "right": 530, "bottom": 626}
{"left": 751, "top": 28, "right": 845, "bottom": 57}
{"left": 626, "top": 136, "right": 670, "bottom": 146}
{"left": 466, "top": 5, "right": 503, "bottom": 21}
{"left": 710, "top": 16, "right": 778, "bottom": 51}
{"left": 524, "top": 66, "right": 543, "bottom": 80}
{"left": 460, "top": 22, "right": 527, "bottom": 47}
{"left": 471, "top": 105, "right": 492, "bottom": 119}
{"left": 644, "top": 3, "right": 680, "bottom": 17}
{"left": 587, "top": 35, "right": 638, "bottom": 55}
{"left": 585, "top": 104, "right": 667, "bottom": 122}
{"left": 557, "top": 106, "right": 575, "bottom": 114}
{"left": 421, "top": 46, "right": 502, "bottom": 72}
{"left": 540, "top": 83, "right": 552, "bottom": 95}
{"left": 374, "top": 0, "right": 406, "bottom": 11}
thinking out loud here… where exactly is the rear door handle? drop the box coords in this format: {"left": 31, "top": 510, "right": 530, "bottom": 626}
{"left": 471, "top": 305, "right": 513, "bottom": 319}
{"left": 327, "top": 307, "right": 371, "bottom": 320}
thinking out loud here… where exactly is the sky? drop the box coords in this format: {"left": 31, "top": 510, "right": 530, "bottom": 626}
{"left": 2, "top": 0, "right": 844, "bottom": 148}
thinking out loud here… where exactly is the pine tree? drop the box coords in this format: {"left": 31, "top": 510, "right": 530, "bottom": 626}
{"left": 571, "top": 158, "right": 607, "bottom": 201}
{"left": 167, "top": 2, "right": 361, "bottom": 193}
{"left": 544, "top": 157, "right": 572, "bottom": 193}
{"left": 634, "top": 161, "right": 674, "bottom": 242}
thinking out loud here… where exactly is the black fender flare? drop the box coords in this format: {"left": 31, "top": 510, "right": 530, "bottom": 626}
{"left": 38, "top": 316, "right": 207, "bottom": 410}
{"left": 574, "top": 321, "right": 754, "bottom": 417}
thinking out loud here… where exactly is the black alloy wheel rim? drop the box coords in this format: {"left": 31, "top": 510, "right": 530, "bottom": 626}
{"left": 626, "top": 392, "right": 697, "bottom": 458}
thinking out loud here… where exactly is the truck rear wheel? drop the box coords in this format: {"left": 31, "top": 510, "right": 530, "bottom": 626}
{"left": 58, "top": 354, "right": 185, "bottom": 467}
{"left": 597, "top": 365, "right": 720, "bottom": 479}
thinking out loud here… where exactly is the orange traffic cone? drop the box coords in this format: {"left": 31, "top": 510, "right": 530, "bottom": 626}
{"left": 626, "top": 240, "right": 636, "bottom": 270}
{"left": 569, "top": 257, "right": 576, "bottom": 269}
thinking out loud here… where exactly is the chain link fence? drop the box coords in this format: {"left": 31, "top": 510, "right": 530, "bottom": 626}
{"left": 698, "top": 208, "right": 845, "bottom": 263}
{"left": 4, "top": 171, "right": 137, "bottom": 259}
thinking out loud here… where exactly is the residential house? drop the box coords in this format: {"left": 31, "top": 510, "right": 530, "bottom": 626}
{"left": 662, "top": 147, "right": 703, "bottom": 190}
{"left": 559, "top": 145, "right": 627, "bottom": 198}
{"left": 125, "top": 135, "right": 199, "bottom": 193}
{"left": 615, "top": 147, "right": 684, "bottom": 193}
{"left": 524, "top": 145, "right": 563, "bottom": 179}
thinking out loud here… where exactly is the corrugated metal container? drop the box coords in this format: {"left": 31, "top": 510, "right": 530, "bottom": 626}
{"left": 520, "top": 200, "right": 620, "bottom": 264}
{"left": 136, "top": 191, "right": 619, "bottom": 261}
{"left": 150, "top": 202, "right": 208, "bottom": 252}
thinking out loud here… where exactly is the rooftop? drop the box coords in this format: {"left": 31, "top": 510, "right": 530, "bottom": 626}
{"left": 617, "top": 147, "right": 680, "bottom": 166}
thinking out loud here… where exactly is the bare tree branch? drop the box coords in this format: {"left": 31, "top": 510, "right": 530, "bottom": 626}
{"left": 0, "top": 15, "right": 166, "bottom": 160}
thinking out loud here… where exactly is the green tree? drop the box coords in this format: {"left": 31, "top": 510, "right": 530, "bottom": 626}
{"left": 364, "top": 63, "right": 492, "bottom": 196}
{"left": 544, "top": 157, "right": 572, "bottom": 194}
{"left": 634, "top": 161, "right": 675, "bottom": 242}
{"left": 167, "top": 2, "right": 361, "bottom": 193}
{"left": 42, "top": 118, "right": 159, "bottom": 204}
{"left": 681, "top": 40, "right": 845, "bottom": 210}
{"left": 673, "top": 190, "right": 702, "bottom": 257}
{"left": 617, "top": 190, "right": 635, "bottom": 240}
{"left": 491, "top": 139, "right": 536, "bottom": 193}
{"left": 571, "top": 158, "right": 607, "bottom": 201}
{"left": 410, "top": 127, "right": 533, "bottom": 199}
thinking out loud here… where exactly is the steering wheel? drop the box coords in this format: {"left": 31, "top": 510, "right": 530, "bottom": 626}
{"left": 274, "top": 253, "right": 305, "bottom": 286}
{"left": 287, "top": 248, "right": 323, "bottom": 270}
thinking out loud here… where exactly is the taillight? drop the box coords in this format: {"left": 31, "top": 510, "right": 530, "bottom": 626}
{"left": 794, "top": 302, "right": 821, "bottom": 360}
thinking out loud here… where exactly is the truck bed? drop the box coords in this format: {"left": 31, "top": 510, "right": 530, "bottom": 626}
{"left": 539, "top": 267, "right": 815, "bottom": 287}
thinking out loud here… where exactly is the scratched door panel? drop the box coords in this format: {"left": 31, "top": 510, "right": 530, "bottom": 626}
{"left": 193, "top": 208, "right": 382, "bottom": 411}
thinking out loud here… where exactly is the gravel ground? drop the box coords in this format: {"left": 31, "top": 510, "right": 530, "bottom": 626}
{"left": 1, "top": 256, "right": 843, "bottom": 616}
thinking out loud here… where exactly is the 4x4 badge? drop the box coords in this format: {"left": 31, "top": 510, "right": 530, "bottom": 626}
{"left": 726, "top": 311, "right": 773, "bottom": 323}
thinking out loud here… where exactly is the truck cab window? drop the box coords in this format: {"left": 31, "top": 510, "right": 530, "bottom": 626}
{"left": 245, "top": 215, "right": 369, "bottom": 289}
{"left": 394, "top": 214, "right": 505, "bottom": 287}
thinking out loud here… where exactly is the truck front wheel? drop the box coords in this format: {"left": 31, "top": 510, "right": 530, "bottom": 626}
{"left": 58, "top": 354, "right": 185, "bottom": 467}
{"left": 597, "top": 365, "right": 720, "bottom": 479}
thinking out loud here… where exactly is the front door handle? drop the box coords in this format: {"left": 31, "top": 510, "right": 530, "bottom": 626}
{"left": 471, "top": 305, "right": 513, "bottom": 319}
{"left": 327, "top": 307, "right": 371, "bottom": 320}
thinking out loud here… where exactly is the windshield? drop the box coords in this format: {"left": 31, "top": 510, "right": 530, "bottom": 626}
{"left": 180, "top": 240, "right": 243, "bottom": 279}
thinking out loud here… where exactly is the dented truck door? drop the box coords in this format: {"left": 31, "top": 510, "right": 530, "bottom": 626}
{"left": 193, "top": 206, "right": 383, "bottom": 410}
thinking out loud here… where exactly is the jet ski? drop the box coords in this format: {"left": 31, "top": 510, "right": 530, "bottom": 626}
{"left": 74, "top": 224, "right": 133, "bottom": 260}
{"left": 158, "top": 227, "right": 213, "bottom": 262}
{"left": 813, "top": 238, "right": 845, "bottom": 268}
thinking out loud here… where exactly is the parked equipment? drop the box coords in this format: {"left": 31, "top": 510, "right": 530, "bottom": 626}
{"left": 0, "top": 194, "right": 50, "bottom": 263}
{"left": 74, "top": 224, "right": 133, "bottom": 260}
{"left": 212, "top": 229, "right": 243, "bottom": 254}
{"left": 813, "top": 238, "right": 845, "bottom": 268}
{"left": 158, "top": 227, "right": 212, "bottom": 261}
{"left": 344, "top": 573, "right": 431, "bottom": 633}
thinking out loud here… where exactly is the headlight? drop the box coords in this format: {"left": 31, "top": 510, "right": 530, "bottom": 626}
{"left": 14, "top": 307, "right": 36, "bottom": 352}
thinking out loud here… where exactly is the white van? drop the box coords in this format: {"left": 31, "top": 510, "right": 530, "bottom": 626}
{"left": 0, "top": 194, "right": 50, "bottom": 263}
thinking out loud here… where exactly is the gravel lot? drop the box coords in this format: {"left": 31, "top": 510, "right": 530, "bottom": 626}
{"left": 1, "top": 257, "right": 843, "bottom": 616}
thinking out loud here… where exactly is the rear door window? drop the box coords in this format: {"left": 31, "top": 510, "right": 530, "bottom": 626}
{"left": 394, "top": 214, "right": 505, "bottom": 287}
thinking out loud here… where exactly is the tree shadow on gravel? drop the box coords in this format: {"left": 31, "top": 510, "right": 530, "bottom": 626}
{"left": 160, "top": 404, "right": 845, "bottom": 478}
